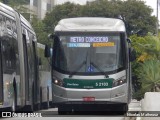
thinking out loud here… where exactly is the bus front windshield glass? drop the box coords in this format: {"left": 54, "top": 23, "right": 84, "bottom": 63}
{"left": 53, "top": 32, "right": 125, "bottom": 75}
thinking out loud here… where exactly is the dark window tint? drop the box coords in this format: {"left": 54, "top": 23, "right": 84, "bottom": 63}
{"left": 1, "top": 16, "right": 19, "bottom": 74}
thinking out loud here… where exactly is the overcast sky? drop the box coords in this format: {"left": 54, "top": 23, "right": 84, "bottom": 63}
{"left": 144, "top": 0, "right": 157, "bottom": 16}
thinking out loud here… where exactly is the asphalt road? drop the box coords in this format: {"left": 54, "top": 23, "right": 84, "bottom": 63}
{"left": 0, "top": 108, "right": 132, "bottom": 120}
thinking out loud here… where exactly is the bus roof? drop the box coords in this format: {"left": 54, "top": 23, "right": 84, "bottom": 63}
{"left": 55, "top": 17, "right": 126, "bottom": 32}
{"left": 0, "top": 2, "right": 15, "bottom": 19}
{"left": 0, "top": 2, "right": 14, "bottom": 12}
{"left": 0, "top": 2, "right": 34, "bottom": 33}
{"left": 20, "top": 14, "right": 34, "bottom": 32}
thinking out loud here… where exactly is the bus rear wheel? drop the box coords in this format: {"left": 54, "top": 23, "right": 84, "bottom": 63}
{"left": 25, "top": 84, "right": 35, "bottom": 112}
{"left": 44, "top": 87, "right": 50, "bottom": 109}
{"left": 58, "top": 107, "right": 69, "bottom": 115}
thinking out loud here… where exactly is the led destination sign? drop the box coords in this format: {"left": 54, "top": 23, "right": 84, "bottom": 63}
{"left": 93, "top": 42, "right": 115, "bottom": 47}
{"left": 67, "top": 43, "right": 90, "bottom": 47}
{"left": 67, "top": 36, "right": 115, "bottom": 47}
{"left": 70, "top": 36, "right": 109, "bottom": 43}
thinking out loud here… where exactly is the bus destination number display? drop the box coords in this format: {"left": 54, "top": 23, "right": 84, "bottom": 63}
{"left": 95, "top": 82, "right": 109, "bottom": 87}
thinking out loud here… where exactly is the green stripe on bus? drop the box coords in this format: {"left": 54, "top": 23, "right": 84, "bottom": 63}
{"left": 63, "top": 78, "right": 113, "bottom": 89}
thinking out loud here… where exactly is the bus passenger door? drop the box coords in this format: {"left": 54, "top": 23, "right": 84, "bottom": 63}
{"left": 0, "top": 39, "right": 3, "bottom": 105}
{"left": 32, "top": 41, "right": 39, "bottom": 105}
{"left": 22, "top": 33, "right": 30, "bottom": 101}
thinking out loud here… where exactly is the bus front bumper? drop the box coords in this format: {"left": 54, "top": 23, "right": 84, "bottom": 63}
{"left": 55, "top": 101, "right": 127, "bottom": 113}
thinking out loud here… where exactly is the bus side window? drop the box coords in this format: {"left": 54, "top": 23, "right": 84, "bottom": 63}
{"left": 1, "top": 16, "right": 17, "bottom": 74}
{"left": 0, "top": 14, "right": 3, "bottom": 104}
{"left": 12, "top": 21, "right": 19, "bottom": 74}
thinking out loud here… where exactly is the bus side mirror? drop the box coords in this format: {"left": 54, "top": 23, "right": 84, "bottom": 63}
{"left": 44, "top": 45, "right": 50, "bottom": 58}
{"left": 127, "top": 38, "right": 136, "bottom": 62}
{"left": 48, "top": 33, "right": 56, "bottom": 40}
{"left": 129, "top": 48, "right": 136, "bottom": 62}
{"left": 48, "top": 33, "right": 59, "bottom": 41}
{"left": 127, "top": 38, "right": 131, "bottom": 43}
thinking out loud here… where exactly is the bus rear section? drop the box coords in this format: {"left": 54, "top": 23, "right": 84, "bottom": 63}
{"left": 47, "top": 17, "right": 132, "bottom": 114}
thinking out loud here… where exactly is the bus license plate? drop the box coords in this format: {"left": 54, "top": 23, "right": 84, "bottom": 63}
{"left": 83, "top": 97, "right": 95, "bottom": 101}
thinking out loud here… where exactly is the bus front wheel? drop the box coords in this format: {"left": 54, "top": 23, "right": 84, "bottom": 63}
{"left": 58, "top": 106, "right": 71, "bottom": 115}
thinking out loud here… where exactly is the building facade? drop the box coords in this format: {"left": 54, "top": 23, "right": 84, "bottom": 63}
{"left": 29, "top": 0, "right": 55, "bottom": 20}
{"left": 54, "top": 0, "right": 95, "bottom": 5}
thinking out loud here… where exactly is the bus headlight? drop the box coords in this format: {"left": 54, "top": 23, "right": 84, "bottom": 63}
{"left": 113, "top": 77, "right": 126, "bottom": 87}
{"left": 53, "top": 79, "right": 63, "bottom": 86}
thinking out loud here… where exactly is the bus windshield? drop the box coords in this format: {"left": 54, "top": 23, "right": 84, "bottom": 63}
{"left": 53, "top": 32, "right": 126, "bottom": 75}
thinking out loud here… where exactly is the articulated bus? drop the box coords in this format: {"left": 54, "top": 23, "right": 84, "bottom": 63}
{"left": 46, "top": 17, "right": 133, "bottom": 114}
{"left": 37, "top": 43, "right": 52, "bottom": 109}
{"left": 0, "top": 2, "right": 40, "bottom": 111}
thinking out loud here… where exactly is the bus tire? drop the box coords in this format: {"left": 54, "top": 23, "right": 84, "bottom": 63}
{"left": 58, "top": 106, "right": 72, "bottom": 115}
{"left": 43, "top": 87, "right": 49, "bottom": 109}
{"left": 40, "top": 87, "right": 42, "bottom": 109}
{"left": 26, "top": 84, "right": 34, "bottom": 112}
{"left": 123, "top": 104, "right": 128, "bottom": 113}
{"left": 119, "top": 104, "right": 128, "bottom": 115}
{"left": 58, "top": 107, "right": 67, "bottom": 115}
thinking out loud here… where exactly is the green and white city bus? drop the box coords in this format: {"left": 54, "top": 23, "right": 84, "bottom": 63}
{"left": 46, "top": 17, "right": 133, "bottom": 114}
{"left": 0, "top": 2, "right": 40, "bottom": 112}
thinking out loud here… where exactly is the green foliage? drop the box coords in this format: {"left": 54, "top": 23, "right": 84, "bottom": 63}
{"left": 130, "top": 34, "right": 160, "bottom": 60}
{"left": 130, "top": 35, "right": 147, "bottom": 55}
{"left": 31, "top": 16, "right": 49, "bottom": 45}
{"left": 43, "top": 2, "right": 82, "bottom": 33}
{"left": 138, "top": 60, "right": 160, "bottom": 92}
{"left": 117, "top": 0, "right": 156, "bottom": 35}
{"left": 142, "top": 35, "right": 160, "bottom": 60}
{"left": 131, "top": 34, "right": 160, "bottom": 99}
{"left": 1, "top": 0, "right": 29, "bottom": 6}
{"left": 1, "top": 0, "right": 31, "bottom": 21}
{"left": 131, "top": 34, "right": 160, "bottom": 61}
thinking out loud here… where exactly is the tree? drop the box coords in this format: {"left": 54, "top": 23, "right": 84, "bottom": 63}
{"left": 31, "top": 16, "right": 49, "bottom": 44}
{"left": 130, "top": 33, "right": 160, "bottom": 99}
{"left": 43, "top": 2, "right": 82, "bottom": 34}
{"left": 138, "top": 60, "right": 160, "bottom": 92}
{"left": 118, "top": 0, "right": 157, "bottom": 36}
{"left": 3, "top": 0, "right": 29, "bottom": 5}
{"left": 133, "top": 34, "right": 160, "bottom": 62}
{"left": 43, "top": 0, "right": 157, "bottom": 36}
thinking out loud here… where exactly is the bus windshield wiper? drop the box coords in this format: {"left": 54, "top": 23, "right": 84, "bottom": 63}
{"left": 69, "top": 61, "right": 86, "bottom": 78}
{"left": 90, "top": 62, "right": 109, "bottom": 78}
